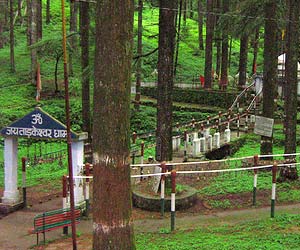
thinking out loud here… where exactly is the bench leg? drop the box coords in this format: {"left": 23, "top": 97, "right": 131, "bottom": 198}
{"left": 63, "top": 226, "right": 68, "bottom": 235}
{"left": 36, "top": 233, "right": 39, "bottom": 245}
{"left": 43, "top": 231, "right": 46, "bottom": 244}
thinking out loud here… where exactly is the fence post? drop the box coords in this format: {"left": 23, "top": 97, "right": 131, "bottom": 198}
{"left": 171, "top": 170, "right": 176, "bottom": 231}
{"left": 62, "top": 175, "right": 68, "bottom": 235}
{"left": 85, "top": 163, "right": 90, "bottom": 216}
{"left": 218, "top": 111, "right": 222, "bottom": 131}
{"left": 237, "top": 113, "right": 240, "bottom": 137}
{"left": 160, "top": 162, "right": 166, "bottom": 216}
{"left": 252, "top": 155, "right": 259, "bottom": 206}
{"left": 22, "top": 157, "right": 27, "bottom": 208}
{"left": 271, "top": 163, "right": 277, "bottom": 218}
{"left": 140, "top": 142, "right": 144, "bottom": 181}
{"left": 183, "top": 131, "right": 188, "bottom": 162}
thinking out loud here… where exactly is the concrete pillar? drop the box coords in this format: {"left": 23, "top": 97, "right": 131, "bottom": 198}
{"left": 71, "top": 140, "right": 85, "bottom": 205}
{"left": 214, "top": 132, "right": 220, "bottom": 148}
{"left": 224, "top": 128, "right": 231, "bottom": 143}
{"left": 176, "top": 136, "right": 181, "bottom": 151}
{"left": 200, "top": 137, "right": 206, "bottom": 152}
{"left": 193, "top": 139, "right": 200, "bottom": 157}
{"left": 207, "top": 135, "right": 213, "bottom": 151}
{"left": 2, "top": 137, "right": 20, "bottom": 204}
{"left": 172, "top": 136, "right": 177, "bottom": 151}
{"left": 204, "top": 128, "right": 210, "bottom": 138}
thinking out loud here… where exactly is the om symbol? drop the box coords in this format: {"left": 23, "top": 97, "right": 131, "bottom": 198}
{"left": 32, "top": 113, "right": 43, "bottom": 125}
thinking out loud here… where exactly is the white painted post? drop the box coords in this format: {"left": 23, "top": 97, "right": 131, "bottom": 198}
{"left": 200, "top": 137, "right": 206, "bottom": 152}
{"left": 176, "top": 136, "right": 181, "bottom": 151}
{"left": 172, "top": 136, "right": 177, "bottom": 151}
{"left": 207, "top": 135, "right": 213, "bottom": 151}
{"left": 214, "top": 132, "right": 220, "bottom": 148}
{"left": 193, "top": 139, "right": 200, "bottom": 156}
{"left": 71, "top": 140, "right": 85, "bottom": 205}
{"left": 204, "top": 128, "right": 210, "bottom": 138}
{"left": 2, "top": 137, "right": 20, "bottom": 204}
{"left": 224, "top": 128, "right": 231, "bottom": 143}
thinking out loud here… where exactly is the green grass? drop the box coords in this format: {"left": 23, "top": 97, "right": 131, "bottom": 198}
{"left": 136, "top": 213, "right": 300, "bottom": 250}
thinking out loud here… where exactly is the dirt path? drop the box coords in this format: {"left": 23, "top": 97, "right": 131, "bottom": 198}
{"left": 1, "top": 197, "right": 300, "bottom": 250}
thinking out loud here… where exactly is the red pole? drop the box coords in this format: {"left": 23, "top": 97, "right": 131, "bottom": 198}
{"left": 61, "top": 0, "right": 77, "bottom": 248}
{"left": 22, "top": 157, "right": 27, "bottom": 207}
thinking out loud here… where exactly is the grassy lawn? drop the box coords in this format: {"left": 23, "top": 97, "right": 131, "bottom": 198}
{"left": 136, "top": 213, "right": 300, "bottom": 250}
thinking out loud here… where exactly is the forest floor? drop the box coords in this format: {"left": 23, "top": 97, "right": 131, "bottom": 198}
{"left": 1, "top": 183, "right": 300, "bottom": 250}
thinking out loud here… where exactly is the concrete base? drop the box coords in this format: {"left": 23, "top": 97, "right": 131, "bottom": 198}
{"left": 0, "top": 201, "right": 25, "bottom": 215}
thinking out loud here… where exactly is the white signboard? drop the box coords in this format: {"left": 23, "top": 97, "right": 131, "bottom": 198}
{"left": 254, "top": 116, "right": 274, "bottom": 137}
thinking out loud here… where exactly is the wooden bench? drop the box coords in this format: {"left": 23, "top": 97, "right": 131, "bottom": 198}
{"left": 29, "top": 207, "right": 81, "bottom": 245}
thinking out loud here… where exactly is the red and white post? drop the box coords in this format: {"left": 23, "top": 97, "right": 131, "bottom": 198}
{"left": 271, "top": 163, "right": 277, "bottom": 218}
{"left": 171, "top": 170, "right": 176, "bottom": 231}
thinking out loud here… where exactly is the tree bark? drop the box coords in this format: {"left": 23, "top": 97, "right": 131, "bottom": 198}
{"left": 260, "top": 2, "right": 278, "bottom": 157}
{"left": 0, "top": 1, "right": 6, "bottom": 48}
{"left": 30, "top": 0, "right": 38, "bottom": 85}
{"left": 220, "top": 0, "right": 229, "bottom": 90}
{"left": 280, "top": 0, "right": 300, "bottom": 181}
{"left": 174, "top": 0, "right": 183, "bottom": 78}
{"left": 156, "top": 0, "right": 177, "bottom": 162}
{"left": 9, "top": 0, "right": 15, "bottom": 72}
{"left": 134, "top": 0, "right": 143, "bottom": 111}
{"left": 69, "top": 0, "right": 78, "bottom": 76}
{"left": 238, "top": 35, "right": 248, "bottom": 89}
{"left": 26, "top": 0, "right": 31, "bottom": 45}
{"left": 204, "top": 0, "right": 214, "bottom": 89}
{"left": 17, "top": 0, "right": 23, "bottom": 24}
{"left": 214, "top": 0, "right": 221, "bottom": 80}
{"left": 80, "top": 0, "right": 90, "bottom": 139}
{"left": 252, "top": 28, "right": 259, "bottom": 75}
{"left": 197, "top": 0, "right": 204, "bottom": 50}
{"left": 46, "top": 0, "right": 50, "bottom": 24}
{"left": 37, "top": 0, "right": 42, "bottom": 40}
{"left": 92, "top": 1, "right": 135, "bottom": 249}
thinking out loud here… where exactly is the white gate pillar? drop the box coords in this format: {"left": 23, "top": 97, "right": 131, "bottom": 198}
{"left": 71, "top": 139, "right": 85, "bottom": 205}
{"left": 2, "top": 137, "right": 20, "bottom": 204}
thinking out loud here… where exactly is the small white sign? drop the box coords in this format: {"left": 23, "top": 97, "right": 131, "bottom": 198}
{"left": 254, "top": 116, "right": 274, "bottom": 137}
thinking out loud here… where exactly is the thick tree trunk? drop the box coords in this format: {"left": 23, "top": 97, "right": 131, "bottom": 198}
{"left": 80, "top": 1, "right": 90, "bottom": 138}
{"left": 156, "top": 0, "right": 177, "bottom": 162}
{"left": 197, "top": 0, "right": 204, "bottom": 50}
{"left": 174, "top": 0, "right": 182, "bottom": 78}
{"left": 69, "top": 0, "right": 78, "bottom": 76}
{"left": 280, "top": 0, "right": 300, "bottom": 181}
{"left": 214, "top": 0, "right": 221, "bottom": 80}
{"left": 252, "top": 28, "right": 259, "bottom": 75}
{"left": 238, "top": 35, "right": 248, "bottom": 89}
{"left": 260, "top": 2, "right": 278, "bottom": 156}
{"left": 220, "top": 0, "right": 229, "bottom": 90}
{"left": 37, "top": 0, "right": 42, "bottom": 40}
{"left": 9, "top": 0, "right": 15, "bottom": 72}
{"left": 26, "top": 0, "right": 31, "bottom": 45}
{"left": 134, "top": 0, "right": 143, "bottom": 111}
{"left": 46, "top": 0, "right": 50, "bottom": 24}
{"left": 0, "top": 1, "right": 6, "bottom": 48}
{"left": 92, "top": 1, "right": 135, "bottom": 249}
{"left": 30, "top": 0, "right": 38, "bottom": 85}
{"left": 204, "top": 0, "right": 214, "bottom": 89}
{"left": 17, "top": 0, "right": 23, "bottom": 24}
